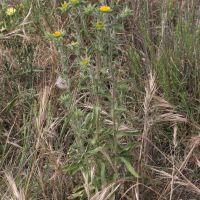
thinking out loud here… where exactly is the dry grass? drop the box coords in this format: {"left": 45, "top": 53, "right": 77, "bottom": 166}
{"left": 1, "top": 0, "right": 200, "bottom": 199}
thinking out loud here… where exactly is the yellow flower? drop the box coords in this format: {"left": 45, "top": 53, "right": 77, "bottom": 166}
{"left": 62, "top": 3, "right": 68, "bottom": 9}
{"left": 72, "top": 42, "right": 77, "bottom": 46}
{"left": 82, "top": 59, "right": 88, "bottom": 65}
{"left": 72, "top": 0, "right": 79, "bottom": 1}
{"left": 117, "top": 0, "right": 121, "bottom": 2}
{"left": 19, "top": 3, "right": 25, "bottom": 9}
{"left": 100, "top": 6, "right": 111, "bottom": 12}
{"left": 53, "top": 32, "right": 60, "bottom": 37}
{"left": 97, "top": 22, "right": 104, "bottom": 28}
{"left": 6, "top": 8, "right": 16, "bottom": 16}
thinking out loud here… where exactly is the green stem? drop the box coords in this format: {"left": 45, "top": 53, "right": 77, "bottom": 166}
{"left": 110, "top": 54, "right": 118, "bottom": 173}
{"left": 69, "top": 12, "right": 84, "bottom": 46}
{"left": 95, "top": 29, "right": 102, "bottom": 145}
{"left": 95, "top": 52, "right": 100, "bottom": 144}
{"left": 107, "top": 15, "right": 118, "bottom": 175}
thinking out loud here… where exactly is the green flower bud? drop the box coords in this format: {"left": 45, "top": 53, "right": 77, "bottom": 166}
{"left": 198, "top": 23, "right": 200, "bottom": 30}
{"left": 60, "top": 30, "right": 66, "bottom": 37}
{"left": 195, "top": 30, "right": 200, "bottom": 38}
{"left": 168, "top": 11, "right": 171, "bottom": 17}
{"left": 60, "top": 94, "right": 69, "bottom": 104}
{"left": 44, "top": 32, "right": 52, "bottom": 40}
{"left": 169, "top": 2, "right": 172, "bottom": 11}
{"left": 135, "top": 52, "right": 140, "bottom": 63}
{"left": 74, "top": 109, "right": 83, "bottom": 119}
{"left": 120, "top": 7, "right": 133, "bottom": 18}
{"left": 119, "top": 84, "right": 128, "bottom": 93}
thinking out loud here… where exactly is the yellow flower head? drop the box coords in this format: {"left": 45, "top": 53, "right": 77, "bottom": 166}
{"left": 53, "top": 32, "right": 60, "bottom": 37}
{"left": 6, "top": 8, "right": 16, "bottom": 16}
{"left": 82, "top": 59, "right": 88, "bottom": 65}
{"left": 97, "top": 22, "right": 104, "bottom": 28}
{"left": 62, "top": 3, "right": 68, "bottom": 9}
{"left": 100, "top": 6, "right": 111, "bottom": 12}
{"left": 117, "top": 0, "right": 121, "bottom": 2}
{"left": 19, "top": 3, "right": 25, "bottom": 9}
{"left": 72, "top": 42, "right": 77, "bottom": 46}
{"left": 72, "top": 0, "right": 79, "bottom": 1}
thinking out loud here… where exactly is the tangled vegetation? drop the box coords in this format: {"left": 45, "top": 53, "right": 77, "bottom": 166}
{"left": 1, "top": 0, "right": 200, "bottom": 199}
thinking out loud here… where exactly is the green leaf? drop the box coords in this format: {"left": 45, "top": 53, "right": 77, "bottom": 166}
{"left": 72, "top": 185, "right": 84, "bottom": 193}
{"left": 81, "top": 113, "right": 92, "bottom": 128}
{"left": 112, "top": 51, "right": 118, "bottom": 55}
{"left": 96, "top": 91, "right": 112, "bottom": 101}
{"left": 69, "top": 76, "right": 79, "bottom": 88}
{"left": 105, "top": 143, "right": 114, "bottom": 149}
{"left": 100, "top": 67, "right": 108, "bottom": 74}
{"left": 71, "top": 166, "right": 82, "bottom": 175}
{"left": 91, "top": 106, "right": 100, "bottom": 130}
{"left": 111, "top": 60, "right": 120, "bottom": 66}
{"left": 114, "top": 106, "right": 127, "bottom": 113}
{"left": 32, "top": 69, "right": 44, "bottom": 73}
{"left": 100, "top": 35, "right": 113, "bottom": 40}
{"left": 80, "top": 86, "right": 93, "bottom": 91}
{"left": 67, "top": 190, "right": 84, "bottom": 199}
{"left": 113, "top": 40, "right": 124, "bottom": 45}
{"left": 108, "top": 24, "right": 123, "bottom": 29}
{"left": 55, "top": 70, "right": 65, "bottom": 79}
{"left": 119, "top": 143, "right": 137, "bottom": 155}
{"left": 78, "top": 47, "right": 86, "bottom": 51}
{"left": 119, "top": 157, "right": 140, "bottom": 178}
{"left": 60, "top": 162, "right": 79, "bottom": 172}
{"left": 16, "top": 69, "right": 31, "bottom": 75}
{"left": 117, "top": 79, "right": 134, "bottom": 87}
{"left": 95, "top": 83, "right": 105, "bottom": 87}
{"left": 116, "top": 130, "right": 140, "bottom": 139}
{"left": 76, "top": 76, "right": 90, "bottom": 87}
{"left": 85, "top": 139, "right": 92, "bottom": 152}
{"left": 101, "top": 162, "right": 106, "bottom": 189}
{"left": 87, "top": 145, "right": 105, "bottom": 155}
{"left": 102, "top": 51, "right": 110, "bottom": 57}
{"left": 101, "top": 128, "right": 113, "bottom": 138}
{"left": 101, "top": 78, "right": 115, "bottom": 83}
{"left": 86, "top": 46, "right": 94, "bottom": 54}
{"left": 6, "top": 96, "right": 18, "bottom": 115}
{"left": 117, "top": 144, "right": 123, "bottom": 151}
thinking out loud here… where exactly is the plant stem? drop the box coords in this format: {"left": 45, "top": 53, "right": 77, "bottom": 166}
{"left": 69, "top": 12, "right": 84, "bottom": 46}
{"left": 110, "top": 54, "right": 118, "bottom": 173}
{"left": 107, "top": 15, "right": 118, "bottom": 175}
{"left": 95, "top": 52, "right": 100, "bottom": 144}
